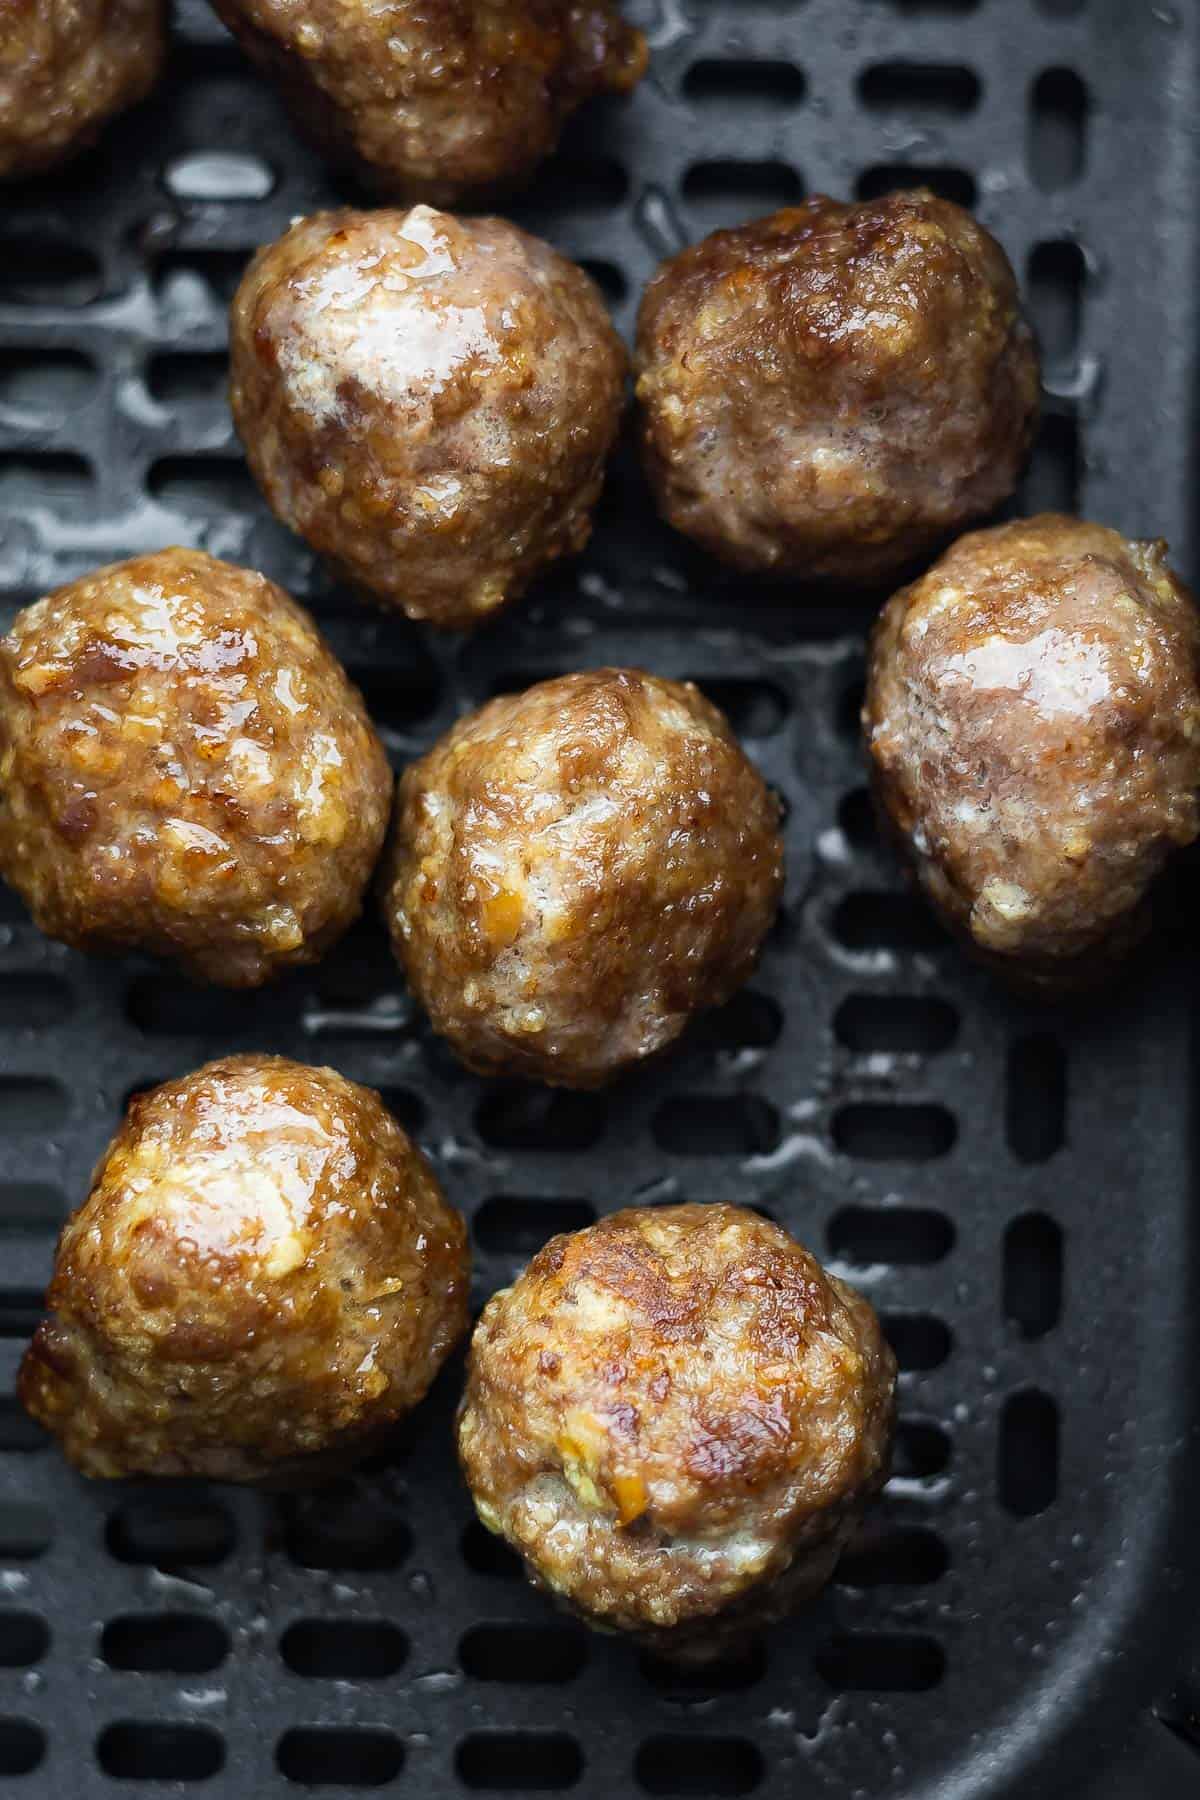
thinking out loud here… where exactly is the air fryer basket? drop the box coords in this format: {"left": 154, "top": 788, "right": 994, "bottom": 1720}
{"left": 0, "top": 0, "right": 1198, "bottom": 1794}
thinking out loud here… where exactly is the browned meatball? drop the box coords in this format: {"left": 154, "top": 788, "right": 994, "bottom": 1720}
{"left": 636, "top": 191, "right": 1040, "bottom": 584}
{"left": 209, "top": 0, "right": 646, "bottom": 204}
{"left": 458, "top": 1204, "right": 896, "bottom": 1658}
{"left": 382, "top": 669, "right": 784, "bottom": 1087}
{"left": 230, "top": 207, "right": 628, "bottom": 630}
{"left": 19, "top": 1056, "right": 470, "bottom": 1482}
{"left": 0, "top": 549, "right": 392, "bottom": 987}
{"left": 864, "top": 515, "right": 1200, "bottom": 983}
{"left": 0, "top": 0, "right": 165, "bottom": 181}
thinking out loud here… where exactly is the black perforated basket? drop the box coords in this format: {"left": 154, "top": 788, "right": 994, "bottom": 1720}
{"left": 1, "top": 1, "right": 1199, "bottom": 1795}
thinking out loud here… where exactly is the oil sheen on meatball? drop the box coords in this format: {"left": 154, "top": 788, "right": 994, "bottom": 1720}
{"left": 382, "top": 669, "right": 784, "bottom": 1087}
{"left": 230, "top": 207, "right": 628, "bottom": 629}
{"left": 0, "top": 549, "right": 392, "bottom": 987}
{"left": 636, "top": 191, "right": 1040, "bottom": 584}
{"left": 865, "top": 514, "right": 1200, "bottom": 983}
{"left": 458, "top": 1204, "right": 896, "bottom": 1657}
{"left": 210, "top": 0, "right": 647, "bottom": 204}
{"left": 0, "top": 0, "right": 165, "bottom": 181}
{"left": 19, "top": 1056, "right": 470, "bottom": 1482}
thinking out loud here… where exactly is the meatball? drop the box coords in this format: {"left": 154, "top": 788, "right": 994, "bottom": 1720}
{"left": 0, "top": 0, "right": 165, "bottom": 182}
{"left": 210, "top": 0, "right": 646, "bottom": 204}
{"left": 636, "top": 191, "right": 1040, "bottom": 585}
{"left": 0, "top": 548, "right": 391, "bottom": 987}
{"left": 382, "top": 669, "right": 784, "bottom": 1086}
{"left": 459, "top": 1204, "right": 895, "bottom": 1657}
{"left": 864, "top": 515, "right": 1200, "bottom": 983}
{"left": 230, "top": 207, "right": 628, "bottom": 630}
{"left": 19, "top": 1056, "right": 470, "bottom": 1482}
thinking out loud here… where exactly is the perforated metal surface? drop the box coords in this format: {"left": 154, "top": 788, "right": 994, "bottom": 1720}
{"left": 1, "top": 1, "right": 1199, "bottom": 1795}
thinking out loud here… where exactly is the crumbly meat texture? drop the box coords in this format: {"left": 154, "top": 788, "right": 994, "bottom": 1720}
{"left": 864, "top": 514, "right": 1200, "bottom": 982}
{"left": 382, "top": 669, "right": 784, "bottom": 1087}
{"left": 458, "top": 1204, "right": 896, "bottom": 1657}
{"left": 229, "top": 206, "right": 628, "bottom": 630}
{"left": 0, "top": 548, "right": 392, "bottom": 987}
{"left": 0, "top": 0, "right": 165, "bottom": 181}
{"left": 210, "top": 0, "right": 646, "bottom": 204}
{"left": 19, "top": 1056, "right": 470, "bottom": 1482}
{"left": 636, "top": 191, "right": 1040, "bottom": 584}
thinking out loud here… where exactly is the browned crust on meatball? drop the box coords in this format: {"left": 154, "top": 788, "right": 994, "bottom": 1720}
{"left": 18, "top": 1055, "right": 470, "bottom": 1482}
{"left": 0, "top": 548, "right": 392, "bottom": 987}
{"left": 209, "top": 0, "right": 647, "bottom": 205}
{"left": 864, "top": 514, "right": 1200, "bottom": 984}
{"left": 0, "top": 0, "right": 165, "bottom": 181}
{"left": 458, "top": 1204, "right": 896, "bottom": 1657}
{"left": 382, "top": 669, "right": 784, "bottom": 1087}
{"left": 636, "top": 191, "right": 1040, "bottom": 584}
{"left": 230, "top": 207, "right": 629, "bottom": 629}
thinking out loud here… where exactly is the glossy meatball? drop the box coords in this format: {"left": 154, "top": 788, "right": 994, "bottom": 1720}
{"left": 0, "top": 0, "right": 165, "bottom": 181}
{"left": 0, "top": 549, "right": 391, "bottom": 987}
{"left": 19, "top": 1056, "right": 470, "bottom": 1482}
{"left": 459, "top": 1204, "right": 895, "bottom": 1657}
{"left": 383, "top": 669, "right": 784, "bottom": 1086}
{"left": 636, "top": 191, "right": 1040, "bottom": 584}
{"left": 230, "top": 207, "right": 628, "bottom": 629}
{"left": 865, "top": 515, "right": 1200, "bottom": 983}
{"left": 210, "top": 0, "right": 646, "bottom": 204}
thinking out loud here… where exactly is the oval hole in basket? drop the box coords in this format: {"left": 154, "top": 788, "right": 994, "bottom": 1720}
{"left": 277, "top": 1728, "right": 404, "bottom": 1787}
{"left": 999, "top": 1389, "right": 1059, "bottom": 1517}
{"left": 460, "top": 1622, "right": 586, "bottom": 1684}
{"left": 1029, "top": 68, "right": 1088, "bottom": 190}
{"left": 653, "top": 1095, "right": 781, "bottom": 1157}
{"left": 829, "top": 1206, "right": 954, "bottom": 1266}
{"left": 834, "top": 1104, "right": 956, "bottom": 1162}
{"left": 1004, "top": 1213, "right": 1063, "bottom": 1338}
{"left": 106, "top": 1494, "right": 236, "bottom": 1567}
{"left": 475, "top": 1197, "right": 596, "bottom": 1256}
{"left": 892, "top": 1418, "right": 952, "bottom": 1479}
{"left": 0, "top": 1615, "right": 48, "bottom": 1668}
{"left": 635, "top": 1735, "right": 764, "bottom": 1796}
{"left": 281, "top": 1619, "right": 408, "bottom": 1680}
{"left": 882, "top": 1314, "right": 953, "bottom": 1371}
{"left": 101, "top": 1615, "right": 229, "bottom": 1674}
{"left": 835, "top": 995, "right": 959, "bottom": 1056}
{"left": 0, "top": 1720, "right": 44, "bottom": 1776}
{"left": 683, "top": 60, "right": 806, "bottom": 111}
{"left": 457, "top": 1732, "right": 583, "bottom": 1791}
{"left": 859, "top": 62, "right": 981, "bottom": 117}
{"left": 98, "top": 1723, "right": 225, "bottom": 1782}
{"left": 815, "top": 1633, "right": 945, "bottom": 1692}
{"left": 837, "top": 1525, "right": 949, "bottom": 1587}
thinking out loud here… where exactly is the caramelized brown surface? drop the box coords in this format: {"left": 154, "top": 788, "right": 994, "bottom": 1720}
{"left": 865, "top": 514, "right": 1200, "bottom": 982}
{"left": 458, "top": 1204, "right": 896, "bottom": 1656}
{"left": 382, "top": 669, "right": 784, "bottom": 1087}
{"left": 636, "top": 191, "right": 1039, "bottom": 583}
{"left": 210, "top": 0, "right": 646, "bottom": 203}
{"left": 0, "top": 0, "right": 165, "bottom": 180}
{"left": 230, "top": 207, "right": 628, "bottom": 629}
{"left": 19, "top": 1055, "right": 470, "bottom": 1482}
{"left": 0, "top": 548, "right": 392, "bottom": 986}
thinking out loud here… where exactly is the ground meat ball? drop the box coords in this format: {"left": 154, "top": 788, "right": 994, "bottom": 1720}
{"left": 230, "top": 207, "right": 628, "bottom": 629}
{"left": 0, "top": 0, "right": 165, "bottom": 181}
{"left": 864, "top": 515, "right": 1200, "bottom": 984}
{"left": 210, "top": 0, "right": 646, "bottom": 204}
{"left": 382, "top": 669, "right": 784, "bottom": 1087}
{"left": 19, "top": 1056, "right": 470, "bottom": 1482}
{"left": 458, "top": 1204, "right": 896, "bottom": 1657}
{"left": 0, "top": 549, "right": 391, "bottom": 987}
{"left": 636, "top": 191, "right": 1040, "bottom": 584}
